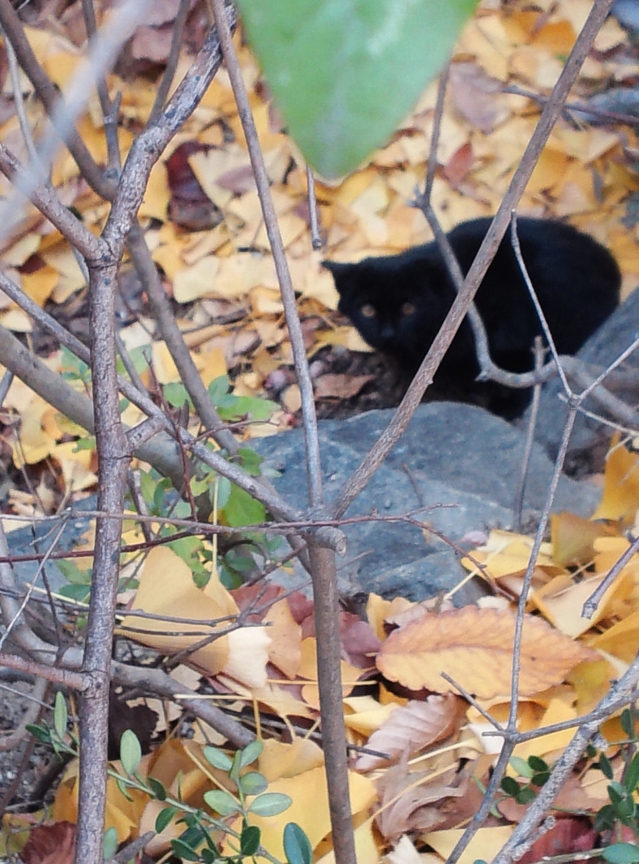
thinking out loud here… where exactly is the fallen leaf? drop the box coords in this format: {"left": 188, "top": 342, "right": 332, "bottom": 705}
{"left": 377, "top": 606, "right": 595, "bottom": 698}
{"left": 592, "top": 439, "right": 639, "bottom": 522}
{"left": 313, "top": 373, "right": 375, "bottom": 399}
{"left": 18, "top": 822, "right": 76, "bottom": 864}
{"left": 356, "top": 695, "right": 463, "bottom": 771}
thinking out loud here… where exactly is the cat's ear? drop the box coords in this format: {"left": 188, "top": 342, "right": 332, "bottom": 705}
{"left": 322, "top": 260, "right": 354, "bottom": 276}
{"left": 322, "top": 260, "right": 355, "bottom": 293}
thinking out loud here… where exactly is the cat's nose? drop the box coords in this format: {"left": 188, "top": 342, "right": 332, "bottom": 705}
{"left": 380, "top": 324, "right": 395, "bottom": 343}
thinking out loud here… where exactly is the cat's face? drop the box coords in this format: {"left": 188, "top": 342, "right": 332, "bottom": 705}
{"left": 323, "top": 257, "right": 440, "bottom": 364}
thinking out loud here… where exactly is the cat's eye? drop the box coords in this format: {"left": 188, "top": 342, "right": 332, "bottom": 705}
{"left": 401, "top": 302, "right": 416, "bottom": 316}
{"left": 360, "top": 304, "right": 376, "bottom": 318}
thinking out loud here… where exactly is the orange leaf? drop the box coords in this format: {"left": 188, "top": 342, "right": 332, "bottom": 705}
{"left": 355, "top": 695, "right": 463, "bottom": 771}
{"left": 377, "top": 606, "right": 594, "bottom": 699}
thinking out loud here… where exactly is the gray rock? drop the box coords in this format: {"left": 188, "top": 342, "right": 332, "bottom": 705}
{"left": 523, "top": 287, "right": 639, "bottom": 462}
{"left": 254, "top": 403, "right": 600, "bottom": 603}
{"left": 613, "top": 0, "right": 639, "bottom": 32}
{"left": 6, "top": 497, "right": 96, "bottom": 595}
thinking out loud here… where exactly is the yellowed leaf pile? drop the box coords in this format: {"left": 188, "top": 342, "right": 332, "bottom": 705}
{"left": 1, "top": 0, "right": 638, "bottom": 503}
{"left": 2, "top": 0, "right": 639, "bottom": 861}
{"left": 10, "top": 436, "right": 628, "bottom": 861}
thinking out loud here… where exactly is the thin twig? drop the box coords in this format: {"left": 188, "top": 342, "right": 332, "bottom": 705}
{"left": 512, "top": 339, "right": 544, "bottom": 531}
{"left": 208, "top": 0, "right": 324, "bottom": 509}
{"left": 582, "top": 534, "right": 639, "bottom": 619}
{"left": 148, "top": 0, "right": 192, "bottom": 125}
{"left": 306, "top": 165, "right": 322, "bottom": 250}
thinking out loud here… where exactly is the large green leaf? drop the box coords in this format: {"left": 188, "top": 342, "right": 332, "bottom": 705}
{"left": 236, "top": 0, "right": 478, "bottom": 178}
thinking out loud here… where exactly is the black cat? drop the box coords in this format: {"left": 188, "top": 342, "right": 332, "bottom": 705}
{"left": 323, "top": 217, "right": 621, "bottom": 419}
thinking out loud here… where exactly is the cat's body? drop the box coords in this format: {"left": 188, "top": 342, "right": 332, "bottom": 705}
{"left": 324, "top": 217, "right": 621, "bottom": 419}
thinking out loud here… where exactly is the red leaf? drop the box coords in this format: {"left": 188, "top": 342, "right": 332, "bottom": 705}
{"left": 20, "top": 822, "right": 76, "bottom": 864}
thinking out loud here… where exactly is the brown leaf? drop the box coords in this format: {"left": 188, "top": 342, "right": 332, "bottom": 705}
{"left": 19, "top": 822, "right": 76, "bottom": 864}
{"left": 518, "top": 817, "right": 597, "bottom": 864}
{"left": 449, "top": 61, "right": 507, "bottom": 133}
{"left": 443, "top": 142, "right": 475, "bottom": 188}
{"left": 375, "top": 761, "right": 469, "bottom": 841}
{"left": 356, "top": 695, "right": 463, "bottom": 771}
{"left": 377, "top": 606, "right": 595, "bottom": 699}
{"left": 313, "top": 373, "right": 375, "bottom": 399}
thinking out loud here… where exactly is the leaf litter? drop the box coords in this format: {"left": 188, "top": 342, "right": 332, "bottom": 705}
{"left": 2, "top": 0, "right": 639, "bottom": 862}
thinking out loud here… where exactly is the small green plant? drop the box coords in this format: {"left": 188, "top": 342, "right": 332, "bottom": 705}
{"left": 29, "top": 696, "right": 312, "bottom": 864}
{"left": 497, "top": 708, "right": 639, "bottom": 864}
{"left": 500, "top": 754, "right": 550, "bottom": 805}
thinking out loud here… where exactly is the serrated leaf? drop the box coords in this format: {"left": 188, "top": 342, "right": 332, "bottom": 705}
{"left": 204, "top": 745, "right": 233, "bottom": 772}
{"left": 204, "top": 789, "right": 240, "bottom": 816}
{"left": 248, "top": 792, "right": 292, "bottom": 817}
{"left": 223, "top": 484, "right": 266, "bottom": 527}
{"left": 284, "top": 822, "right": 313, "bottom": 864}
{"left": 377, "top": 606, "right": 595, "bottom": 699}
{"left": 120, "top": 729, "right": 142, "bottom": 776}
{"left": 236, "top": 0, "right": 477, "bottom": 178}
{"left": 208, "top": 375, "right": 231, "bottom": 404}
{"left": 53, "top": 692, "right": 68, "bottom": 740}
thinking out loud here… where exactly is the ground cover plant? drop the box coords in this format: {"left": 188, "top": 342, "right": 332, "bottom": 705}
{"left": 1, "top": 1, "right": 639, "bottom": 863}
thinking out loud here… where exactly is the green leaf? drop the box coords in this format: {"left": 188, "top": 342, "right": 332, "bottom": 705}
{"left": 531, "top": 772, "right": 550, "bottom": 788}
{"left": 170, "top": 838, "right": 201, "bottom": 862}
{"left": 223, "top": 485, "right": 266, "bottom": 527}
{"left": 208, "top": 376, "right": 231, "bottom": 405}
{"left": 204, "top": 746, "right": 234, "bottom": 772}
{"left": 600, "top": 754, "right": 614, "bottom": 779}
{"left": 527, "top": 755, "right": 549, "bottom": 773}
{"left": 238, "top": 447, "right": 265, "bottom": 476}
{"left": 120, "top": 729, "right": 142, "bottom": 776}
{"left": 621, "top": 708, "right": 637, "bottom": 739}
{"left": 236, "top": 0, "right": 477, "bottom": 179}
{"left": 57, "top": 560, "right": 91, "bottom": 585}
{"left": 625, "top": 753, "right": 639, "bottom": 794}
{"left": 115, "top": 775, "right": 135, "bottom": 802}
{"left": 239, "top": 771, "right": 268, "bottom": 796}
{"left": 248, "top": 792, "right": 292, "bottom": 817}
{"left": 148, "top": 777, "right": 167, "bottom": 801}
{"left": 102, "top": 826, "right": 118, "bottom": 859}
{"left": 239, "top": 739, "right": 263, "bottom": 768}
{"left": 500, "top": 777, "right": 521, "bottom": 797}
{"left": 241, "top": 824, "right": 261, "bottom": 856}
{"left": 26, "top": 723, "right": 52, "bottom": 746}
{"left": 509, "top": 756, "right": 533, "bottom": 779}
{"left": 515, "top": 787, "right": 536, "bottom": 805}
{"left": 603, "top": 843, "right": 639, "bottom": 864}
{"left": 155, "top": 805, "right": 177, "bottom": 833}
{"left": 53, "top": 692, "right": 68, "bottom": 741}
{"left": 212, "top": 475, "right": 232, "bottom": 510}
{"left": 163, "top": 382, "right": 193, "bottom": 410}
{"left": 284, "top": 822, "right": 313, "bottom": 864}
{"left": 73, "top": 436, "right": 96, "bottom": 451}
{"left": 204, "top": 789, "right": 240, "bottom": 816}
